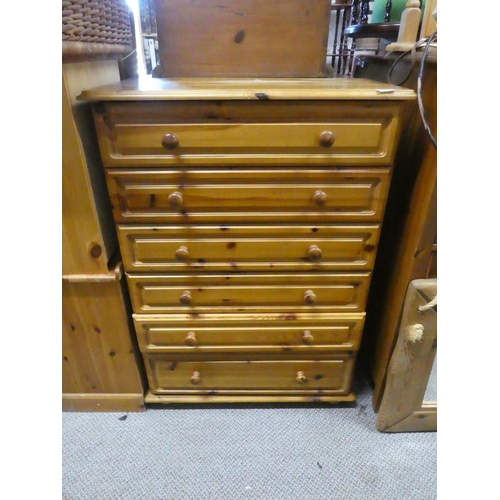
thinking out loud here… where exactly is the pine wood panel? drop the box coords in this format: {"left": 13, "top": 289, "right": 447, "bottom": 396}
{"left": 118, "top": 224, "right": 380, "bottom": 273}
{"left": 133, "top": 312, "right": 365, "bottom": 353}
{"left": 376, "top": 279, "right": 437, "bottom": 432}
{"left": 360, "top": 60, "right": 436, "bottom": 411}
{"left": 106, "top": 168, "right": 391, "bottom": 223}
{"left": 63, "top": 61, "right": 123, "bottom": 274}
{"left": 111, "top": 121, "right": 386, "bottom": 155}
{"left": 126, "top": 272, "right": 371, "bottom": 313}
{"left": 145, "top": 355, "right": 354, "bottom": 394}
{"left": 62, "top": 279, "right": 145, "bottom": 401}
{"left": 62, "top": 69, "right": 112, "bottom": 274}
{"left": 152, "top": 0, "right": 331, "bottom": 78}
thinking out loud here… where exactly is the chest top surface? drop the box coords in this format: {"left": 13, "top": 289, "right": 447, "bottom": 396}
{"left": 78, "top": 76, "right": 416, "bottom": 102}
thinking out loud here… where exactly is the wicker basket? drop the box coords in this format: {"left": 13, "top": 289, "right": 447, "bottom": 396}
{"left": 62, "top": 0, "right": 132, "bottom": 56}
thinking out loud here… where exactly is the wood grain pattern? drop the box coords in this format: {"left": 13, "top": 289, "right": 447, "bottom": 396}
{"left": 152, "top": 0, "right": 331, "bottom": 77}
{"left": 118, "top": 224, "right": 380, "bottom": 273}
{"left": 145, "top": 355, "right": 354, "bottom": 394}
{"left": 126, "top": 272, "right": 371, "bottom": 314}
{"left": 62, "top": 278, "right": 145, "bottom": 402}
{"left": 112, "top": 121, "right": 386, "bottom": 154}
{"left": 90, "top": 98, "right": 402, "bottom": 167}
{"left": 63, "top": 70, "right": 110, "bottom": 274}
{"left": 133, "top": 312, "right": 365, "bottom": 353}
{"left": 106, "top": 167, "right": 391, "bottom": 224}
{"left": 63, "top": 60, "right": 148, "bottom": 412}
{"left": 63, "top": 61, "right": 122, "bottom": 275}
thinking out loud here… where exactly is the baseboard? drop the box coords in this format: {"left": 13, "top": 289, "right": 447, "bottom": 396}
{"left": 62, "top": 393, "right": 145, "bottom": 412}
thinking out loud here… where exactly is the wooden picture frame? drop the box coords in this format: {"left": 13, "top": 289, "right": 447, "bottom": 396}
{"left": 376, "top": 279, "right": 437, "bottom": 432}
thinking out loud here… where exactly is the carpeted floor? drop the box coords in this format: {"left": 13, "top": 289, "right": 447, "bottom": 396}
{"left": 62, "top": 369, "right": 437, "bottom": 500}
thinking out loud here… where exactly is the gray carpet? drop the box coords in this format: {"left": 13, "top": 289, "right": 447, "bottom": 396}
{"left": 62, "top": 371, "right": 437, "bottom": 500}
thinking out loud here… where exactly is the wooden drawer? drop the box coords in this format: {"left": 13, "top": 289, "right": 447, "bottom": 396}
{"left": 134, "top": 312, "right": 365, "bottom": 353}
{"left": 144, "top": 354, "right": 354, "bottom": 395}
{"left": 126, "top": 272, "right": 370, "bottom": 313}
{"left": 118, "top": 224, "right": 380, "bottom": 273}
{"left": 106, "top": 168, "right": 391, "bottom": 224}
{"left": 93, "top": 101, "right": 401, "bottom": 166}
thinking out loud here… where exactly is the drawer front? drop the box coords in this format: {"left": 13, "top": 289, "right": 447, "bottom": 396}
{"left": 106, "top": 168, "right": 391, "bottom": 223}
{"left": 93, "top": 101, "right": 401, "bottom": 166}
{"left": 127, "top": 273, "right": 370, "bottom": 313}
{"left": 145, "top": 355, "right": 354, "bottom": 394}
{"left": 134, "top": 312, "right": 365, "bottom": 353}
{"left": 118, "top": 225, "right": 380, "bottom": 273}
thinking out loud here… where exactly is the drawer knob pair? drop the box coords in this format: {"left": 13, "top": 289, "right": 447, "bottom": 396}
{"left": 191, "top": 370, "right": 307, "bottom": 385}
{"left": 170, "top": 190, "right": 326, "bottom": 209}
{"left": 162, "top": 132, "right": 334, "bottom": 149}
{"left": 162, "top": 133, "right": 179, "bottom": 150}
{"left": 177, "top": 245, "right": 321, "bottom": 262}
{"left": 186, "top": 331, "right": 312, "bottom": 346}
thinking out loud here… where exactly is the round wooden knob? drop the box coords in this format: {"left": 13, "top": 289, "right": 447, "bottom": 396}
{"left": 296, "top": 371, "right": 307, "bottom": 384}
{"left": 162, "top": 133, "right": 179, "bottom": 150}
{"left": 168, "top": 191, "right": 183, "bottom": 208}
{"left": 319, "top": 131, "right": 335, "bottom": 148}
{"left": 307, "top": 245, "right": 322, "bottom": 261}
{"left": 179, "top": 291, "right": 193, "bottom": 306}
{"left": 304, "top": 290, "right": 317, "bottom": 305}
{"left": 185, "top": 332, "right": 197, "bottom": 346}
{"left": 175, "top": 246, "right": 189, "bottom": 261}
{"left": 313, "top": 189, "right": 327, "bottom": 206}
{"left": 302, "top": 330, "right": 314, "bottom": 344}
{"left": 190, "top": 371, "right": 201, "bottom": 385}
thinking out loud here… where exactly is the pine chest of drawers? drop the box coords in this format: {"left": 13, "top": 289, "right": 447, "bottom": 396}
{"left": 80, "top": 77, "right": 415, "bottom": 404}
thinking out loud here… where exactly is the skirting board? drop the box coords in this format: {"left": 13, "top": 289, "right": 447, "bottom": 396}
{"left": 63, "top": 393, "right": 145, "bottom": 412}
